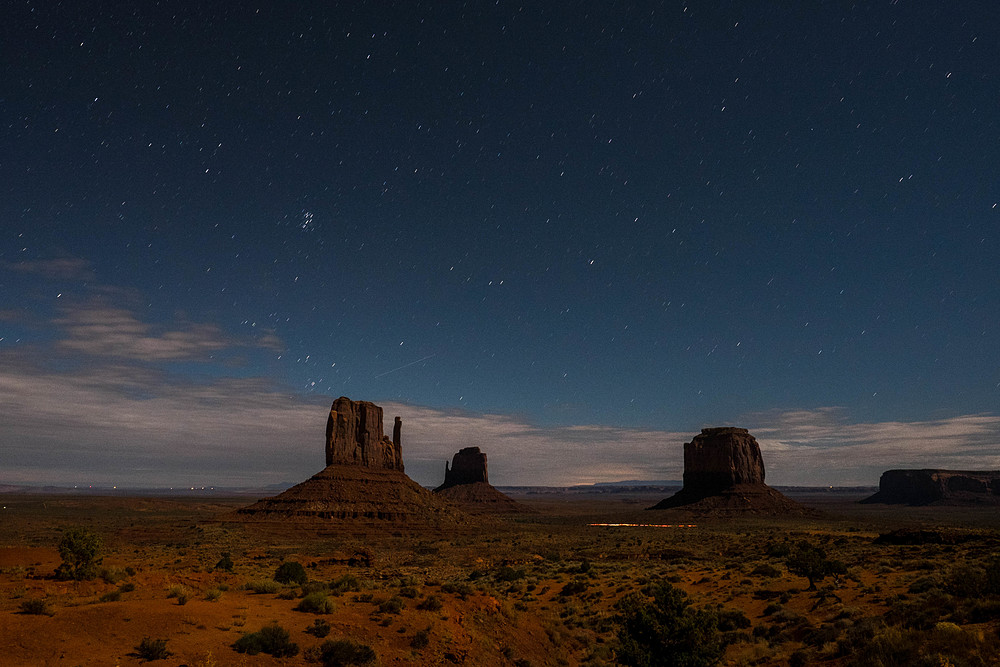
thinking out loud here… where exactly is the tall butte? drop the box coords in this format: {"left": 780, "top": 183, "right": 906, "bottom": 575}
{"left": 433, "top": 446, "right": 528, "bottom": 513}
{"left": 236, "top": 397, "right": 463, "bottom": 524}
{"left": 649, "top": 427, "right": 813, "bottom": 515}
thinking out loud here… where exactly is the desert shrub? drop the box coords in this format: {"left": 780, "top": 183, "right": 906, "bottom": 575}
{"left": 274, "top": 561, "right": 308, "bottom": 585}
{"left": 307, "top": 638, "right": 376, "bottom": 666}
{"left": 496, "top": 565, "right": 526, "bottom": 582}
{"left": 716, "top": 608, "right": 751, "bottom": 631}
{"left": 410, "top": 627, "right": 431, "bottom": 649}
{"left": 135, "top": 637, "right": 172, "bottom": 661}
{"left": 329, "top": 574, "right": 361, "bottom": 594}
{"left": 233, "top": 623, "right": 299, "bottom": 657}
{"left": 99, "top": 590, "right": 122, "bottom": 603}
{"left": 398, "top": 585, "right": 419, "bottom": 598}
{"left": 840, "top": 619, "right": 921, "bottom": 667}
{"left": 277, "top": 587, "right": 299, "bottom": 600}
{"left": 214, "top": 552, "right": 234, "bottom": 572}
{"left": 762, "top": 603, "right": 782, "bottom": 616}
{"left": 751, "top": 563, "right": 782, "bottom": 578}
{"left": 615, "top": 581, "right": 726, "bottom": 667}
{"left": 100, "top": 566, "right": 128, "bottom": 584}
{"left": 764, "top": 540, "right": 791, "bottom": 558}
{"left": 417, "top": 594, "right": 443, "bottom": 611}
{"left": 302, "top": 581, "right": 329, "bottom": 595}
{"left": 296, "top": 591, "right": 334, "bottom": 614}
{"left": 55, "top": 527, "right": 103, "bottom": 580}
{"left": 559, "top": 579, "right": 588, "bottom": 597}
{"left": 119, "top": 582, "right": 136, "bottom": 593}
{"left": 785, "top": 541, "right": 846, "bottom": 590}
{"left": 306, "top": 618, "right": 331, "bottom": 638}
{"left": 19, "top": 598, "right": 52, "bottom": 615}
{"left": 441, "top": 581, "right": 473, "bottom": 599}
{"left": 245, "top": 579, "right": 281, "bottom": 594}
{"left": 378, "top": 596, "right": 405, "bottom": 614}
{"left": 204, "top": 588, "right": 223, "bottom": 602}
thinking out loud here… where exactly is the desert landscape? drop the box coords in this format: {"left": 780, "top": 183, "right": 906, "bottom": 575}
{"left": 3, "top": 399, "right": 999, "bottom": 666}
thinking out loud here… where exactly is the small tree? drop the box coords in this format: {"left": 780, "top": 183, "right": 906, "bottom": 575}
{"left": 274, "top": 561, "right": 308, "bottom": 585}
{"left": 785, "top": 540, "right": 845, "bottom": 590}
{"left": 55, "top": 527, "right": 102, "bottom": 580}
{"left": 615, "top": 580, "right": 725, "bottom": 667}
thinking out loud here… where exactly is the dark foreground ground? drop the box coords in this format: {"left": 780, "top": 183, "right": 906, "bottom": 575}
{"left": 1, "top": 489, "right": 999, "bottom": 666}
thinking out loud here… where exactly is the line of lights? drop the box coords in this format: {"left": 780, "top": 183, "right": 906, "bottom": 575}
{"left": 588, "top": 523, "right": 697, "bottom": 528}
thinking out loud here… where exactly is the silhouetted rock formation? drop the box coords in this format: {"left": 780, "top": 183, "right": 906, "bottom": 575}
{"left": 862, "top": 469, "right": 1000, "bottom": 506}
{"left": 433, "top": 446, "right": 528, "bottom": 513}
{"left": 649, "top": 427, "right": 813, "bottom": 515}
{"left": 236, "top": 397, "right": 465, "bottom": 525}
{"left": 437, "top": 446, "right": 489, "bottom": 490}
{"left": 325, "top": 397, "right": 403, "bottom": 470}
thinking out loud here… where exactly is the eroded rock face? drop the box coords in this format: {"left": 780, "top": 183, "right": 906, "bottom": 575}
{"left": 863, "top": 469, "right": 1000, "bottom": 506}
{"left": 682, "top": 427, "right": 765, "bottom": 494}
{"left": 325, "top": 396, "right": 404, "bottom": 471}
{"left": 436, "top": 446, "right": 488, "bottom": 490}
{"left": 650, "top": 427, "right": 811, "bottom": 515}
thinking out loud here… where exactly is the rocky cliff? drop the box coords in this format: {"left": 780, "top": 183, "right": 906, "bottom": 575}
{"left": 435, "top": 446, "right": 489, "bottom": 490}
{"left": 236, "top": 397, "right": 465, "bottom": 525}
{"left": 650, "top": 427, "right": 812, "bottom": 515}
{"left": 325, "top": 396, "right": 404, "bottom": 471}
{"left": 862, "top": 469, "right": 1000, "bottom": 506}
{"left": 433, "top": 446, "right": 528, "bottom": 513}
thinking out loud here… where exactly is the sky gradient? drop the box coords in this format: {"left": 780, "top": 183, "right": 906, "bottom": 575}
{"left": 2, "top": 2, "right": 998, "bottom": 488}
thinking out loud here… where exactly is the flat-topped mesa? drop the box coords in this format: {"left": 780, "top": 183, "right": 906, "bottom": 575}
{"left": 651, "top": 426, "right": 813, "bottom": 515}
{"left": 683, "top": 427, "right": 765, "bottom": 495}
{"left": 862, "top": 469, "right": 1000, "bottom": 506}
{"left": 325, "top": 396, "right": 403, "bottom": 471}
{"left": 436, "top": 446, "right": 488, "bottom": 491}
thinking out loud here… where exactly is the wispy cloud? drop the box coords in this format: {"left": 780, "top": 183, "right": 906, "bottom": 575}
{"left": 4, "top": 257, "right": 97, "bottom": 281}
{"left": 747, "top": 408, "right": 1000, "bottom": 485}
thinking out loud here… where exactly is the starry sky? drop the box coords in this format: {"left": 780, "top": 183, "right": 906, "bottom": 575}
{"left": 2, "top": 2, "right": 998, "bottom": 489}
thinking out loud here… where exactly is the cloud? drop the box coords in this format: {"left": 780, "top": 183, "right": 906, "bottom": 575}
{"left": 746, "top": 408, "right": 1000, "bottom": 485}
{"left": 4, "top": 257, "right": 97, "bottom": 281}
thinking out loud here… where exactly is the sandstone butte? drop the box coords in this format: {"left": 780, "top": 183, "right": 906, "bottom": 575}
{"left": 433, "top": 446, "right": 529, "bottom": 514}
{"left": 862, "top": 469, "right": 1000, "bottom": 506}
{"left": 649, "top": 427, "right": 814, "bottom": 515}
{"left": 235, "top": 397, "right": 465, "bottom": 524}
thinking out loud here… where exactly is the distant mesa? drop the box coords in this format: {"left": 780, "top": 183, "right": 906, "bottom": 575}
{"left": 433, "top": 446, "right": 529, "bottom": 514}
{"left": 236, "top": 397, "right": 464, "bottom": 524}
{"left": 649, "top": 427, "right": 813, "bottom": 515}
{"left": 862, "top": 469, "right": 1000, "bottom": 506}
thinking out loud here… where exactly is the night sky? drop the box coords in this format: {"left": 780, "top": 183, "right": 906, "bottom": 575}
{"left": 2, "top": 2, "right": 998, "bottom": 489}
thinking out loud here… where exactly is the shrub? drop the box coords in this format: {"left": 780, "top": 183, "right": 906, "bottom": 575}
{"left": 274, "top": 561, "right": 308, "bottom": 585}
{"left": 559, "top": 579, "right": 588, "bottom": 597}
{"left": 411, "top": 627, "right": 431, "bottom": 649}
{"left": 55, "top": 527, "right": 103, "bottom": 580}
{"left": 296, "top": 591, "right": 334, "bottom": 614}
{"left": 205, "top": 588, "right": 223, "bottom": 602}
{"left": 417, "top": 595, "right": 443, "bottom": 611}
{"left": 306, "top": 618, "right": 331, "bottom": 638}
{"left": 329, "top": 574, "right": 361, "bottom": 594}
{"left": 751, "top": 563, "right": 782, "bottom": 578}
{"left": 99, "top": 590, "right": 122, "bottom": 603}
{"left": 19, "top": 598, "right": 52, "bottom": 615}
{"left": 134, "top": 637, "right": 172, "bottom": 661}
{"left": 785, "top": 541, "right": 846, "bottom": 590}
{"left": 496, "top": 565, "right": 526, "bottom": 582}
{"left": 615, "top": 581, "right": 726, "bottom": 667}
{"left": 308, "top": 638, "right": 376, "bottom": 666}
{"left": 215, "top": 552, "right": 234, "bottom": 572}
{"left": 378, "top": 596, "right": 405, "bottom": 614}
{"left": 233, "top": 623, "right": 299, "bottom": 657}
{"left": 399, "top": 585, "right": 419, "bottom": 598}
{"left": 245, "top": 579, "right": 281, "bottom": 594}
{"left": 100, "top": 567, "right": 127, "bottom": 584}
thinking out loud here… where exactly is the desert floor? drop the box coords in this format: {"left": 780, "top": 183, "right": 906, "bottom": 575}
{"left": 1, "top": 490, "right": 999, "bottom": 666}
